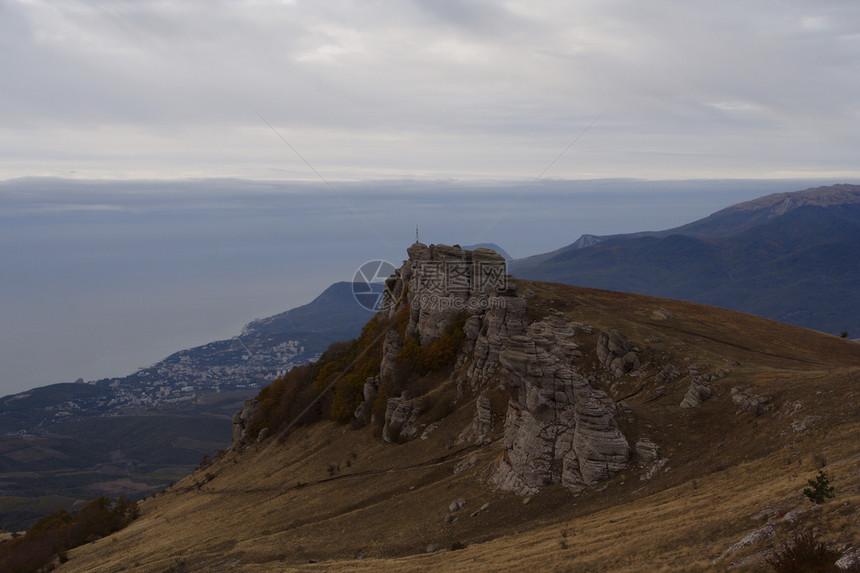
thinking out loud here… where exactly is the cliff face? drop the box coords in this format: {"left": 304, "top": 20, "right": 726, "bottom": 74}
{"left": 374, "top": 242, "right": 631, "bottom": 494}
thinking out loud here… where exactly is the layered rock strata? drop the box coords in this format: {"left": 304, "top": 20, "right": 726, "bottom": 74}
{"left": 377, "top": 243, "right": 631, "bottom": 494}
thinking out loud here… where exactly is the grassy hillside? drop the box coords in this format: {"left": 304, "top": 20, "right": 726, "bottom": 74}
{"left": 0, "top": 415, "right": 229, "bottom": 531}
{"left": 52, "top": 280, "right": 860, "bottom": 572}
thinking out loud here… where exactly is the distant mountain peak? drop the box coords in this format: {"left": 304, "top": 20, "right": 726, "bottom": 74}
{"left": 571, "top": 234, "right": 603, "bottom": 249}
{"left": 723, "top": 183, "right": 860, "bottom": 216}
{"left": 513, "top": 183, "right": 860, "bottom": 336}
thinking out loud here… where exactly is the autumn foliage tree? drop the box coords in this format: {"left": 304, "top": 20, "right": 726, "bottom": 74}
{"left": 249, "top": 305, "right": 469, "bottom": 438}
{"left": 0, "top": 496, "right": 139, "bottom": 573}
{"left": 248, "top": 314, "right": 389, "bottom": 437}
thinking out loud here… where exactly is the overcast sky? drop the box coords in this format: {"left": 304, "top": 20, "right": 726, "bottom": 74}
{"left": 2, "top": 0, "right": 859, "bottom": 180}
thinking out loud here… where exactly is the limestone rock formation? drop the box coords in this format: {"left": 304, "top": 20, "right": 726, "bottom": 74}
{"left": 448, "top": 498, "right": 466, "bottom": 512}
{"left": 368, "top": 243, "right": 632, "bottom": 493}
{"left": 680, "top": 375, "right": 713, "bottom": 408}
{"left": 730, "top": 387, "right": 773, "bottom": 414}
{"left": 596, "top": 330, "right": 640, "bottom": 378}
{"left": 680, "top": 368, "right": 730, "bottom": 408}
{"left": 837, "top": 548, "right": 860, "bottom": 571}
{"left": 382, "top": 391, "right": 424, "bottom": 443}
{"left": 457, "top": 392, "right": 494, "bottom": 445}
{"left": 635, "top": 438, "right": 659, "bottom": 465}
{"left": 371, "top": 242, "right": 520, "bottom": 440}
{"left": 492, "top": 312, "right": 630, "bottom": 495}
{"left": 655, "top": 364, "right": 681, "bottom": 385}
{"left": 232, "top": 398, "right": 261, "bottom": 444}
{"left": 353, "top": 376, "right": 381, "bottom": 423}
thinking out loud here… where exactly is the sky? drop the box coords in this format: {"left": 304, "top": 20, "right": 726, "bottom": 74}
{"left": 2, "top": 0, "right": 859, "bottom": 180}
{"left": 1, "top": 1, "right": 859, "bottom": 396}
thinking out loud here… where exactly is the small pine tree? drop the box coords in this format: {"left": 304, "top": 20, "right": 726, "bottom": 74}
{"left": 803, "top": 470, "right": 835, "bottom": 504}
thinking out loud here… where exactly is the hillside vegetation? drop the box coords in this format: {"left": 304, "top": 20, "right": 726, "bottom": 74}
{"left": 53, "top": 276, "right": 860, "bottom": 572}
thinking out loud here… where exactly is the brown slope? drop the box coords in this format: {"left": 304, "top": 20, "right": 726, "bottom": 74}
{"left": 522, "top": 280, "right": 860, "bottom": 370}
{"left": 56, "top": 281, "right": 860, "bottom": 573}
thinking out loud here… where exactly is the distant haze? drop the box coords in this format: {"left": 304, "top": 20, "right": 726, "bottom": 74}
{"left": 1, "top": 177, "right": 853, "bottom": 397}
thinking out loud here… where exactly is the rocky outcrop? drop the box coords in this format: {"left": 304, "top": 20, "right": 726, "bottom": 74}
{"left": 635, "top": 437, "right": 668, "bottom": 480}
{"left": 655, "top": 364, "right": 681, "bottom": 385}
{"left": 381, "top": 243, "right": 517, "bottom": 339}
{"left": 680, "top": 368, "right": 729, "bottom": 408}
{"left": 731, "top": 387, "right": 772, "bottom": 414}
{"left": 448, "top": 498, "right": 466, "bottom": 512}
{"left": 379, "top": 331, "right": 401, "bottom": 384}
{"left": 353, "top": 376, "right": 381, "bottom": 423}
{"left": 571, "top": 233, "right": 604, "bottom": 249}
{"left": 232, "top": 398, "right": 261, "bottom": 445}
{"left": 461, "top": 298, "right": 527, "bottom": 391}
{"left": 382, "top": 391, "right": 424, "bottom": 443}
{"left": 680, "top": 376, "right": 712, "bottom": 408}
{"left": 372, "top": 242, "right": 521, "bottom": 429}
{"left": 492, "top": 312, "right": 630, "bottom": 495}
{"left": 596, "top": 330, "right": 640, "bottom": 378}
{"left": 837, "top": 548, "right": 860, "bottom": 571}
{"left": 715, "top": 523, "right": 776, "bottom": 563}
{"left": 635, "top": 438, "right": 659, "bottom": 465}
{"left": 457, "top": 392, "right": 494, "bottom": 445}
{"left": 375, "top": 242, "right": 525, "bottom": 398}
{"left": 371, "top": 243, "right": 632, "bottom": 493}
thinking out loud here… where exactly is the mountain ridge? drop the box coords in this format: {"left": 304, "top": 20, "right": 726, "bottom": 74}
{"left": 51, "top": 243, "right": 860, "bottom": 572}
{"left": 513, "top": 184, "right": 860, "bottom": 336}
{"left": 510, "top": 183, "right": 860, "bottom": 268}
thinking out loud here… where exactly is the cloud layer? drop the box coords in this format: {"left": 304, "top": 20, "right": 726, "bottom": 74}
{"left": 2, "top": 0, "right": 859, "bottom": 180}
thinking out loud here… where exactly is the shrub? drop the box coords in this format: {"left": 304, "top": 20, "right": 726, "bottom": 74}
{"left": 248, "top": 304, "right": 468, "bottom": 439}
{"left": 766, "top": 529, "right": 839, "bottom": 573}
{"left": 803, "top": 470, "right": 835, "bottom": 504}
{"left": 394, "top": 312, "right": 468, "bottom": 376}
{"left": 166, "top": 557, "right": 188, "bottom": 573}
{"left": 0, "top": 496, "right": 140, "bottom": 573}
{"left": 249, "top": 315, "right": 389, "bottom": 435}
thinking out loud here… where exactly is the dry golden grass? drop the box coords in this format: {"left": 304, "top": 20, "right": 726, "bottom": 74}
{"left": 56, "top": 282, "right": 860, "bottom": 572}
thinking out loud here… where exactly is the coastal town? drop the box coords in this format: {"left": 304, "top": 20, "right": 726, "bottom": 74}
{"left": 6, "top": 334, "right": 317, "bottom": 433}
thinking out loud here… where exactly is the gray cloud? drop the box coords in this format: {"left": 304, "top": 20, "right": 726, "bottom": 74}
{"left": 0, "top": 0, "right": 858, "bottom": 180}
